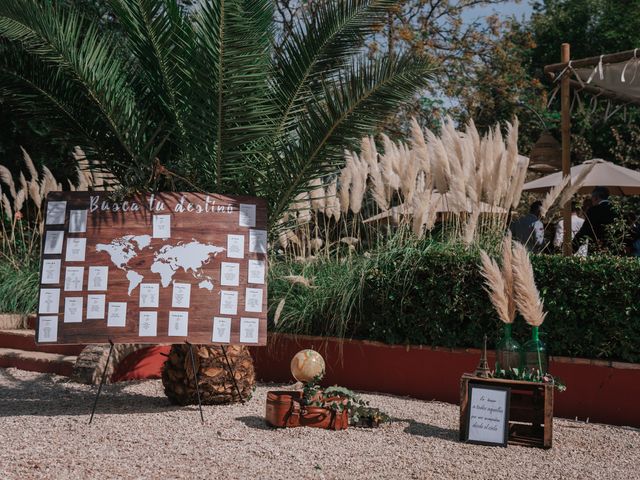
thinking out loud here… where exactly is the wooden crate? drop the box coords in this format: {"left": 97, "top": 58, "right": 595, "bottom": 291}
{"left": 459, "top": 374, "right": 553, "bottom": 448}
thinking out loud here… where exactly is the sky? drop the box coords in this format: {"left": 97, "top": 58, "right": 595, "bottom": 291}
{"left": 462, "top": 0, "right": 534, "bottom": 24}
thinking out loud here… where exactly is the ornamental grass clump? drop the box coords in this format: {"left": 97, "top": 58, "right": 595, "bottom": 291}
{"left": 275, "top": 115, "right": 534, "bottom": 260}
{"left": 511, "top": 242, "right": 546, "bottom": 328}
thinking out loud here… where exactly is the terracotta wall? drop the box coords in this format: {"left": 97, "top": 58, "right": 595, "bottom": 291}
{"left": 249, "top": 333, "right": 640, "bottom": 428}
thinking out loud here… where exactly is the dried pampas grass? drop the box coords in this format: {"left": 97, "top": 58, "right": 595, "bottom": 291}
{"left": 479, "top": 250, "right": 511, "bottom": 324}
{"left": 540, "top": 174, "right": 571, "bottom": 218}
{"left": 28, "top": 179, "right": 41, "bottom": 208}
{"left": 1, "top": 194, "right": 12, "bottom": 220}
{"left": 505, "top": 156, "right": 529, "bottom": 209}
{"left": 14, "top": 188, "right": 27, "bottom": 214}
{"left": 363, "top": 136, "right": 388, "bottom": 211}
{"left": 310, "top": 237, "right": 324, "bottom": 251}
{"left": 308, "top": 178, "right": 325, "bottom": 211}
{"left": 339, "top": 152, "right": 354, "bottom": 213}
{"left": 511, "top": 242, "right": 546, "bottom": 327}
{"left": 411, "top": 189, "right": 434, "bottom": 237}
{"left": 340, "top": 237, "right": 359, "bottom": 246}
{"left": 324, "top": 177, "right": 340, "bottom": 221}
{"left": 273, "top": 298, "right": 286, "bottom": 325}
{"left": 0, "top": 166, "right": 17, "bottom": 200}
{"left": 21, "top": 148, "right": 38, "bottom": 181}
{"left": 349, "top": 152, "right": 367, "bottom": 214}
{"left": 462, "top": 207, "right": 480, "bottom": 245}
{"left": 284, "top": 275, "right": 314, "bottom": 288}
{"left": 292, "top": 192, "right": 311, "bottom": 224}
{"left": 558, "top": 161, "right": 597, "bottom": 208}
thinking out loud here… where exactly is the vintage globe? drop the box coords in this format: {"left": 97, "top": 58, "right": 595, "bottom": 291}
{"left": 290, "top": 349, "right": 325, "bottom": 383}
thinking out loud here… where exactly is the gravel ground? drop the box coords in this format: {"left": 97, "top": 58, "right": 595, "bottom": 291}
{"left": 0, "top": 368, "right": 638, "bottom": 480}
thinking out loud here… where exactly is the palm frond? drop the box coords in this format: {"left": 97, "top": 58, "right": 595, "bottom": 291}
{"left": 191, "top": 0, "right": 275, "bottom": 192}
{"left": 273, "top": 0, "right": 397, "bottom": 136}
{"left": 269, "top": 53, "right": 435, "bottom": 222}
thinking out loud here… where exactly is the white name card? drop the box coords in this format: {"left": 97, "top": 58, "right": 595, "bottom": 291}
{"left": 44, "top": 230, "right": 64, "bottom": 255}
{"left": 68, "top": 209, "right": 88, "bottom": 233}
{"left": 41, "top": 259, "right": 61, "bottom": 284}
{"left": 239, "top": 203, "right": 256, "bottom": 227}
{"left": 139, "top": 311, "right": 158, "bottom": 336}
{"left": 168, "top": 311, "right": 189, "bottom": 337}
{"left": 63, "top": 297, "right": 83, "bottom": 323}
{"left": 38, "top": 316, "right": 59, "bottom": 342}
{"left": 65, "top": 237, "right": 87, "bottom": 262}
{"left": 107, "top": 302, "right": 127, "bottom": 327}
{"left": 212, "top": 317, "right": 232, "bottom": 343}
{"left": 46, "top": 201, "right": 66, "bottom": 225}
{"left": 240, "top": 317, "right": 259, "bottom": 343}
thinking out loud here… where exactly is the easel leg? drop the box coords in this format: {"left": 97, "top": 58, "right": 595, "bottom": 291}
{"left": 220, "top": 346, "right": 245, "bottom": 405}
{"left": 187, "top": 342, "right": 205, "bottom": 424}
{"left": 89, "top": 340, "right": 114, "bottom": 425}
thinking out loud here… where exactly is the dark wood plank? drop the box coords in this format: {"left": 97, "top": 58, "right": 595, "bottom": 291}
{"left": 36, "top": 192, "right": 268, "bottom": 346}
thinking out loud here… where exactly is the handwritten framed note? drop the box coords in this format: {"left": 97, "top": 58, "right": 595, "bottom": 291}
{"left": 464, "top": 385, "right": 510, "bottom": 447}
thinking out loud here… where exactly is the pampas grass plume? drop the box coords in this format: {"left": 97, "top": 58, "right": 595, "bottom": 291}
{"left": 511, "top": 242, "right": 546, "bottom": 327}
{"left": 339, "top": 151, "right": 354, "bottom": 213}
{"left": 21, "top": 147, "right": 38, "bottom": 181}
{"left": 479, "top": 250, "right": 512, "bottom": 324}
{"left": 308, "top": 178, "right": 325, "bottom": 211}
{"left": 0, "top": 165, "right": 17, "bottom": 200}
{"left": 1, "top": 193, "right": 12, "bottom": 220}
{"left": 558, "top": 161, "right": 597, "bottom": 208}
{"left": 540, "top": 174, "right": 571, "bottom": 218}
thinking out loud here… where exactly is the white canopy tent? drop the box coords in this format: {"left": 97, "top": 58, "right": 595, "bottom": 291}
{"left": 523, "top": 159, "right": 640, "bottom": 195}
{"left": 545, "top": 49, "right": 640, "bottom": 108}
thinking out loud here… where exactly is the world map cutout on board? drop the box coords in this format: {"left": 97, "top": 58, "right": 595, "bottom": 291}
{"left": 36, "top": 192, "right": 268, "bottom": 346}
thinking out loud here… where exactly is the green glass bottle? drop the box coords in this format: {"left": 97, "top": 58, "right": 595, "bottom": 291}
{"left": 495, "top": 323, "right": 522, "bottom": 374}
{"left": 523, "top": 326, "right": 547, "bottom": 376}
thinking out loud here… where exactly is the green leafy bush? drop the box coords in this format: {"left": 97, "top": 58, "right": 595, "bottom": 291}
{"left": 0, "top": 260, "right": 39, "bottom": 314}
{"left": 269, "top": 243, "right": 640, "bottom": 363}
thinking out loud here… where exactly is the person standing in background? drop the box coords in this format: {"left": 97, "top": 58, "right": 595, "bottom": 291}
{"left": 573, "top": 186, "right": 617, "bottom": 252}
{"left": 554, "top": 202, "right": 585, "bottom": 253}
{"left": 510, "top": 201, "right": 544, "bottom": 252}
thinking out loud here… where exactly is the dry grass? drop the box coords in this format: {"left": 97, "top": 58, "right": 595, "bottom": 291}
{"left": 275, "top": 115, "right": 537, "bottom": 260}
{"left": 479, "top": 250, "right": 511, "bottom": 324}
{"left": 511, "top": 242, "right": 546, "bottom": 327}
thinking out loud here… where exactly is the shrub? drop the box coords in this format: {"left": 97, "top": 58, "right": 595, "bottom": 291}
{"left": 269, "top": 242, "right": 640, "bottom": 363}
{"left": 0, "top": 259, "right": 39, "bottom": 314}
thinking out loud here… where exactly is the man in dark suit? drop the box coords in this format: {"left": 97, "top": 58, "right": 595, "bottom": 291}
{"left": 573, "top": 186, "right": 617, "bottom": 252}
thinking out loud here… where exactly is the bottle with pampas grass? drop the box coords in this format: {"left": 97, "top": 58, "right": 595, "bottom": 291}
{"left": 511, "top": 242, "right": 548, "bottom": 376}
{"left": 479, "top": 243, "right": 521, "bottom": 373}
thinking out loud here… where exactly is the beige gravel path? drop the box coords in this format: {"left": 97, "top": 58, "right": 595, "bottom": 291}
{"left": 0, "top": 368, "right": 638, "bottom": 480}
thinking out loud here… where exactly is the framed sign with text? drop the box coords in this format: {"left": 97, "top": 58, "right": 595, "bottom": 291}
{"left": 36, "top": 192, "right": 268, "bottom": 346}
{"left": 464, "top": 384, "right": 510, "bottom": 447}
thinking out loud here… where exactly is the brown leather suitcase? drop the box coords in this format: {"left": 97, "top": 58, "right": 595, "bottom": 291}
{"left": 265, "top": 391, "right": 349, "bottom": 430}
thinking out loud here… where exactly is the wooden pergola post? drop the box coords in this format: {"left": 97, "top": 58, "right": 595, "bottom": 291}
{"left": 561, "top": 43, "right": 572, "bottom": 256}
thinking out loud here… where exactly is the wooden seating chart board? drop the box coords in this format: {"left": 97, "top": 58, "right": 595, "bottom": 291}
{"left": 36, "top": 192, "right": 268, "bottom": 346}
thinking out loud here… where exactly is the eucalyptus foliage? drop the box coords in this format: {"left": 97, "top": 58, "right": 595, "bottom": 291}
{"left": 0, "top": 0, "right": 435, "bottom": 223}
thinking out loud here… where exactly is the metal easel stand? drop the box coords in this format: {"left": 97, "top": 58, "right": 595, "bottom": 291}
{"left": 220, "top": 345, "right": 245, "bottom": 405}
{"left": 186, "top": 342, "right": 205, "bottom": 424}
{"left": 89, "top": 339, "right": 114, "bottom": 424}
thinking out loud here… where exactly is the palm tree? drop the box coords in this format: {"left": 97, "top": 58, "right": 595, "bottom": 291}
{"left": 0, "top": 0, "right": 435, "bottom": 403}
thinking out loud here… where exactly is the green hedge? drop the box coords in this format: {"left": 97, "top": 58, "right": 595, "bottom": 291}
{"left": 269, "top": 246, "right": 640, "bottom": 363}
